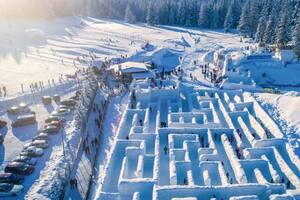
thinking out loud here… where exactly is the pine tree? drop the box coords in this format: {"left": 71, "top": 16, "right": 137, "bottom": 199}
{"left": 198, "top": 3, "right": 209, "bottom": 28}
{"left": 146, "top": 1, "right": 158, "bottom": 26}
{"left": 276, "top": 1, "right": 290, "bottom": 46}
{"left": 291, "top": 0, "right": 300, "bottom": 35}
{"left": 224, "top": 0, "right": 241, "bottom": 31}
{"left": 293, "top": 20, "right": 300, "bottom": 59}
{"left": 255, "top": 16, "right": 267, "bottom": 43}
{"left": 249, "top": 0, "right": 259, "bottom": 38}
{"left": 124, "top": 3, "right": 136, "bottom": 24}
{"left": 263, "top": 8, "right": 277, "bottom": 44}
{"left": 237, "top": 0, "right": 252, "bottom": 37}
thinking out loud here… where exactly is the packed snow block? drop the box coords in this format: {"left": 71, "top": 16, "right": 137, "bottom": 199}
{"left": 183, "top": 141, "right": 200, "bottom": 162}
{"left": 247, "top": 113, "right": 267, "bottom": 139}
{"left": 245, "top": 95, "right": 284, "bottom": 138}
{"left": 233, "top": 102, "right": 253, "bottom": 112}
{"left": 168, "top": 134, "right": 198, "bottom": 149}
{"left": 221, "top": 134, "right": 248, "bottom": 184}
{"left": 118, "top": 178, "right": 154, "bottom": 197}
{"left": 240, "top": 159, "right": 272, "bottom": 183}
{"left": 271, "top": 148, "right": 300, "bottom": 189}
{"left": 155, "top": 184, "right": 281, "bottom": 199}
{"left": 199, "top": 153, "right": 220, "bottom": 162}
{"left": 229, "top": 195, "right": 259, "bottom": 200}
{"left": 269, "top": 194, "right": 295, "bottom": 200}
{"left": 237, "top": 116, "right": 256, "bottom": 145}
{"left": 218, "top": 161, "right": 230, "bottom": 186}
{"left": 200, "top": 161, "right": 222, "bottom": 186}
{"left": 174, "top": 161, "right": 192, "bottom": 185}
{"left": 170, "top": 149, "right": 186, "bottom": 162}
{"left": 198, "top": 148, "right": 215, "bottom": 156}
{"left": 101, "top": 140, "right": 142, "bottom": 192}
{"left": 169, "top": 160, "right": 177, "bottom": 185}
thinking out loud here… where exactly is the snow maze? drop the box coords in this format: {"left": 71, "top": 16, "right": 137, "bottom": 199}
{"left": 99, "top": 80, "right": 300, "bottom": 200}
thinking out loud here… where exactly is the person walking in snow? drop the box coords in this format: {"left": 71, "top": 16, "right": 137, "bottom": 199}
{"left": 163, "top": 146, "right": 168, "bottom": 155}
{"left": 3, "top": 86, "right": 7, "bottom": 97}
{"left": 21, "top": 84, "right": 24, "bottom": 93}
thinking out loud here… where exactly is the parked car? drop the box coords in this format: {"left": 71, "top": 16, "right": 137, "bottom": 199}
{"left": 42, "top": 96, "right": 52, "bottom": 105}
{"left": 18, "top": 103, "right": 30, "bottom": 113}
{"left": 12, "top": 114, "right": 36, "bottom": 128}
{"left": 0, "top": 173, "right": 24, "bottom": 184}
{"left": 21, "top": 146, "right": 43, "bottom": 157}
{"left": 32, "top": 140, "right": 49, "bottom": 149}
{"left": 41, "top": 125, "right": 60, "bottom": 134}
{"left": 45, "top": 116, "right": 65, "bottom": 124}
{"left": 32, "top": 132, "right": 48, "bottom": 141}
{"left": 53, "top": 94, "right": 60, "bottom": 102}
{"left": 7, "top": 106, "right": 19, "bottom": 115}
{"left": 5, "top": 162, "right": 34, "bottom": 175}
{"left": 13, "top": 156, "right": 38, "bottom": 166}
{"left": 0, "top": 119, "right": 7, "bottom": 128}
{"left": 60, "top": 99, "right": 77, "bottom": 107}
{"left": 45, "top": 120, "right": 64, "bottom": 128}
{"left": 0, "top": 183, "right": 23, "bottom": 197}
{"left": 51, "top": 108, "right": 71, "bottom": 116}
{"left": 0, "top": 134, "right": 4, "bottom": 144}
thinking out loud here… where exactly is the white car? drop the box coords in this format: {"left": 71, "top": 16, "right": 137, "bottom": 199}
{"left": 21, "top": 146, "right": 43, "bottom": 157}
{"left": 32, "top": 140, "right": 49, "bottom": 149}
{"left": 51, "top": 108, "right": 70, "bottom": 116}
{"left": 0, "top": 183, "right": 23, "bottom": 197}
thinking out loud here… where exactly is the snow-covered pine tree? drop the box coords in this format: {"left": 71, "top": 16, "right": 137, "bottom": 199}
{"left": 224, "top": 0, "right": 241, "bottom": 31}
{"left": 124, "top": 3, "right": 136, "bottom": 24}
{"left": 293, "top": 19, "right": 300, "bottom": 59}
{"left": 263, "top": 8, "right": 277, "bottom": 44}
{"left": 168, "top": 0, "right": 178, "bottom": 25}
{"left": 237, "top": 0, "right": 252, "bottom": 37}
{"left": 255, "top": 16, "right": 267, "bottom": 43}
{"left": 146, "top": 1, "right": 158, "bottom": 26}
{"left": 276, "top": 0, "right": 290, "bottom": 46}
{"left": 291, "top": 0, "right": 300, "bottom": 35}
{"left": 198, "top": 2, "right": 209, "bottom": 28}
{"left": 211, "top": 4, "right": 219, "bottom": 28}
{"left": 249, "top": 0, "right": 259, "bottom": 38}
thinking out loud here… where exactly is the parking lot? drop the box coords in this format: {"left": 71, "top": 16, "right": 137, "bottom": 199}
{"left": 0, "top": 90, "right": 78, "bottom": 198}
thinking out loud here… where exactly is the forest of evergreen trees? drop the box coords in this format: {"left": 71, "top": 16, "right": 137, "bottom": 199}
{"left": 1, "top": 0, "right": 300, "bottom": 56}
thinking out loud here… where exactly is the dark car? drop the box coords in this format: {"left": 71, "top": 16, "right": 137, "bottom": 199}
{"left": 12, "top": 114, "right": 36, "bottom": 128}
{"left": 42, "top": 96, "right": 52, "bottom": 105}
{"left": 0, "top": 183, "right": 23, "bottom": 197}
{"left": 7, "top": 106, "right": 19, "bottom": 115}
{"left": 13, "top": 156, "right": 38, "bottom": 166}
{"left": 41, "top": 125, "right": 60, "bottom": 134}
{"left": 53, "top": 94, "right": 60, "bottom": 102}
{"left": 0, "top": 119, "right": 7, "bottom": 128}
{"left": 4, "top": 162, "right": 34, "bottom": 175}
{"left": 0, "top": 173, "right": 24, "bottom": 184}
{"left": 60, "top": 99, "right": 77, "bottom": 107}
{"left": 45, "top": 116, "right": 65, "bottom": 124}
{"left": 32, "top": 132, "right": 48, "bottom": 141}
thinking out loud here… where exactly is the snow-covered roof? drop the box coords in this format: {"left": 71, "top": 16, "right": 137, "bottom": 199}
{"left": 132, "top": 71, "right": 154, "bottom": 80}
{"left": 110, "top": 62, "right": 149, "bottom": 73}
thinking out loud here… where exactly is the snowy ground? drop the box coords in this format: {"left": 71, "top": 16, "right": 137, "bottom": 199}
{"left": 0, "top": 16, "right": 299, "bottom": 199}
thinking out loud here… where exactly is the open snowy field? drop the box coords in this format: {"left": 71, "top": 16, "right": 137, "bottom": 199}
{"left": 0, "top": 17, "right": 246, "bottom": 98}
